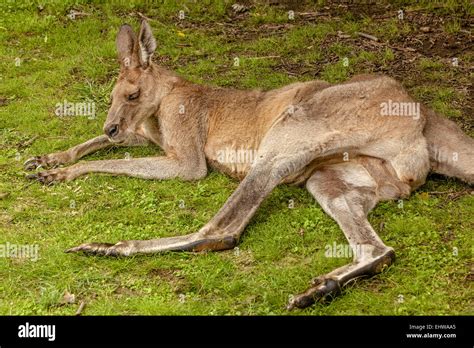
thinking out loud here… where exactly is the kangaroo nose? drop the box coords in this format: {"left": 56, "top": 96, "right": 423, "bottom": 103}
{"left": 105, "top": 124, "right": 119, "bottom": 138}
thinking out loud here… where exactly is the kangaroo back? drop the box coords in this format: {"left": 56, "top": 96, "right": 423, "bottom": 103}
{"left": 423, "top": 108, "right": 474, "bottom": 184}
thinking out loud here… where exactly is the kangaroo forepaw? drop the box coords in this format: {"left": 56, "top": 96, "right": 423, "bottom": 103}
{"left": 24, "top": 155, "right": 59, "bottom": 171}
{"left": 287, "top": 278, "right": 340, "bottom": 310}
{"left": 26, "top": 168, "right": 69, "bottom": 185}
{"left": 65, "top": 241, "right": 135, "bottom": 256}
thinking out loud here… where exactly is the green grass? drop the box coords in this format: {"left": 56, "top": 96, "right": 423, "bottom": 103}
{"left": 0, "top": 0, "right": 472, "bottom": 315}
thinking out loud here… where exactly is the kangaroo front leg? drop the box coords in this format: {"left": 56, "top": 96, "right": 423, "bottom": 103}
{"left": 27, "top": 155, "right": 205, "bottom": 185}
{"left": 24, "top": 135, "right": 112, "bottom": 170}
{"left": 288, "top": 161, "right": 400, "bottom": 310}
{"left": 24, "top": 134, "right": 151, "bottom": 170}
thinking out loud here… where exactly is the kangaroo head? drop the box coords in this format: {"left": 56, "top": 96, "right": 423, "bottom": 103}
{"left": 105, "top": 20, "right": 174, "bottom": 142}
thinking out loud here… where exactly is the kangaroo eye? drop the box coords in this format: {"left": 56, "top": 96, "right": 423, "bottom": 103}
{"left": 128, "top": 91, "right": 140, "bottom": 100}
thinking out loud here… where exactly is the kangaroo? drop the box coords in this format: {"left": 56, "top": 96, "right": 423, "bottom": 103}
{"left": 25, "top": 21, "right": 473, "bottom": 309}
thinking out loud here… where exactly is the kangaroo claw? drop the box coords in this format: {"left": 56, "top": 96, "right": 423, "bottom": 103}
{"left": 287, "top": 278, "right": 340, "bottom": 310}
{"left": 24, "top": 156, "right": 43, "bottom": 171}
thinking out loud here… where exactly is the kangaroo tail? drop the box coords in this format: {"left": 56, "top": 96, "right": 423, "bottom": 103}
{"left": 423, "top": 109, "right": 473, "bottom": 184}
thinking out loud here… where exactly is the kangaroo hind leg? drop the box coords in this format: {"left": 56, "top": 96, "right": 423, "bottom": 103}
{"left": 288, "top": 157, "right": 412, "bottom": 309}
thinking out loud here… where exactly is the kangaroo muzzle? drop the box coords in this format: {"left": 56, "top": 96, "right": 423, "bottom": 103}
{"left": 104, "top": 124, "right": 120, "bottom": 138}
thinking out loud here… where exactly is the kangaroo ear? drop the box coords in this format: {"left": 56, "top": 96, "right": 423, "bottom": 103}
{"left": 116, "top": 24, "right": 138, "bottom": 68}
{"left": 138, "top": 20, "right": 156, "bottom": 68}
